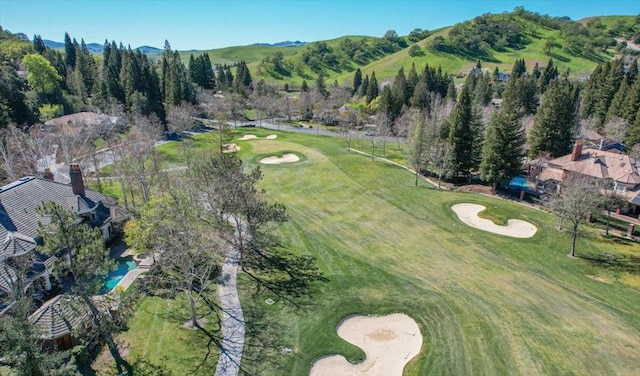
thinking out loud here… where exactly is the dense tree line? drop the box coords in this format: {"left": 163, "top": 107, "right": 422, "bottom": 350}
{"left": 581, "top": 58, "right": 640, "bottom": 144}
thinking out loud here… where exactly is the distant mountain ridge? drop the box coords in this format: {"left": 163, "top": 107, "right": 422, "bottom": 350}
{"left": 42, "top": 39, "right": 162, "bottom": 54}
{"left": 252, "top": 40, "right": 306, "bottom": 48}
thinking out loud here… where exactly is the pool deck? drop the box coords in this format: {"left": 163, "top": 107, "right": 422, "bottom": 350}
{"left": 106, "top": 240, "right": 155, "bottom": 294}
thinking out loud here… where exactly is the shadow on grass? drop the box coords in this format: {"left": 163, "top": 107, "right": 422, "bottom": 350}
{"left": 581, "top": 252, "right": 640, "bottom": 274}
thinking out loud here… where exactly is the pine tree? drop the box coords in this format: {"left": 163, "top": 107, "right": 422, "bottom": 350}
{"left": 393, "top": 67, "right": 409, "bottom": 106}
{"left": 64, "top": 32, "right": 75, "bottom": 69}
{"left": 353, "top": 68, "right": 362, "bottom": 94}
{"left": 528, "top": 78, "right": 578, "bottom": 158}
{"left": 622, "top": 72, "right": 640, "bottom": 124}
{"left": 511, "top": 59, "right": 527, "bottom": 78}
{"left": 315, "top": 72, "right": 328, "bottom": 98}
{"left": 448, "top": 82, "right": 483, "bottom": 180}
{"left": 33, "top": 34, "right": 46, "bottom": 54}
{"left": 367, "top": 71, "right": 379, "bottom": 103}
{"left": 301, "top": 79, "right": 309, "bottom": 92}
{"left": 360, "top": 74, "right": 369, "bottom": 97}
{"left": 411, "top": 79, "right": 430, "bottom": 111}
{"left": 407, "top": 63, "right": 419, "bottom": 101}
{"left": 502, "top": 75, "right": 538, "bottom": 117}
{"left": 480, "top": 110, "right": 525, "bottom": 191}
{"left": 446, "top": 80, "right": 457, "bottom": 101}
{"left": 539, "top": 59, "right": 558, "bottom": 93}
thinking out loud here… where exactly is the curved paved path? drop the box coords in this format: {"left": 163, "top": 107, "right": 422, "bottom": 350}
{"left": 214, "top": 245, "right": 245, "bottom": 376}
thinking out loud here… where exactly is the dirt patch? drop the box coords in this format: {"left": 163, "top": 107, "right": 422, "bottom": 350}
{"left": 238, "top": 134, "right": 257, "bottom": 140}
{"left": 452, "top": 203, "right": 537, "bottom": 238}
{"left": 310, "top": 313, "right": 422, "bottom": 376}
{"left": 222, "top": 143, "right": 240, "bottom": 153}
{"left": 266, "top": 134, "right": 277, "bottom": 139}
{"left": 260, "top": 153, "right": 300, "bottom": 164}
{"left": 456, "top": 184, "right": 494, "bottom": 195}
{"left": 587, "top": 275, "right": 612, "bottom": 284}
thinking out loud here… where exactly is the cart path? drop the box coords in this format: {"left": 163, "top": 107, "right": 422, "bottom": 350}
{"left": 214, "top": 245, "right": 245, "bottom": 376}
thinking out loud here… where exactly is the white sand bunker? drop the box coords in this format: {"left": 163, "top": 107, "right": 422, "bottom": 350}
{"left": 222, "top": 143, "right": 239, "bottom": 153}
{"left": 310, "top": 313, "right": 422, "bottom": 376}
{"left": 238, "top": 134, "right": 277, "bottom": 140}
{"left": 260, "top": 153, "right": 299, "bottom": 164}
{"left": 452, "top": 203, "right": 537, "bottom": 238}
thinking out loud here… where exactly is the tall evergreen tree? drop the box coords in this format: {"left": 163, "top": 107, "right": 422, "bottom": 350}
{"left": 448, "top": 81, "right": 483, "bottom": 180}
{"left": 501, "top": 75, "right": 538, "bottom": 117}
{"left": 353, "top": 68, "right": 362, "bottom": 95}
{"left": 64, "top": 32, "right": 75, "bottom": 69}
{"left": 360, "top": 74, "right": 369, "bottom": 97}
{"left": 367, "top": 71, "right": 379, "bottom": 103}
{"left": 539, "top": 59, "right": 558, "bottom": 93}
{"left": 33, "top": 34, "right": 46, "bottom": 55}
{"left": 315, "top": 72, "right": 328, "bottom": 98}
{"left": 480, "top": 110, "right": 525, "bottom": 191}
{"left": 407, "top": 63, "right": 419, "bottom": 101}
{"left": 528, "top": 78, "right": 579, "bottom": 158}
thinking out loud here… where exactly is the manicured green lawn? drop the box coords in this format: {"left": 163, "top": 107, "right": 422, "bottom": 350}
{"left": 108, "top": 128, "right": 640, "bottom": 375}
{"left": 97, "top": 295, "right": 220, "bottom": 375}
{"left": 233, "top": 130, "right": 640, "bottom": 375}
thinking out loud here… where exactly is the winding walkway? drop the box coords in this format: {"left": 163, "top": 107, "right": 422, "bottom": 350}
{"left": 214, "top": 245, "right": 245, "bottom": 376}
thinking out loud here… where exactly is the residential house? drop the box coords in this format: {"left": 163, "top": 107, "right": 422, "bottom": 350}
{"left": 539, "top": 141, "right": 640, "bottom": 214}
{"left": 43, "top": 111, "right": 124, "bottom": 136}
{"left": 0, "top": 165, "right": 118, "bottom": 348}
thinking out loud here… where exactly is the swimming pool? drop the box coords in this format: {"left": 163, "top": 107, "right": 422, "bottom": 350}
{"left": 99, "top": 256, "right": 138, "bottom": 294}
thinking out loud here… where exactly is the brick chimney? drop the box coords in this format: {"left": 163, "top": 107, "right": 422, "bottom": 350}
{"left": 69, "top": 164, "right": 85, "bottom": 197}
{"left": 42, "top": 168, "right": 54, "bottom": 181}
{"left": 570, "top": 140, "right": 583, "bottom": 162}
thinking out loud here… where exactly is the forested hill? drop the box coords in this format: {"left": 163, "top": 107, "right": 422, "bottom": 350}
{"left": 244, "top": 9, "right": 639, "bottom": 86}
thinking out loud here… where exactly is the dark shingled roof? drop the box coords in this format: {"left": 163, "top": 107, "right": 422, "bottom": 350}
{"left": 0, "top": 231, "right": 36, "bottom": 259}
{"left": 28, "top": 294, "right": 89, "bottom": 340}
{"left": 0, "top": 176, "right": 115, "bottom": 242}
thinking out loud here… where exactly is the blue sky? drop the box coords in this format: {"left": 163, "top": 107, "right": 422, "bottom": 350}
{"left": 1, "top": 1, "right": 638, "bottom": 50}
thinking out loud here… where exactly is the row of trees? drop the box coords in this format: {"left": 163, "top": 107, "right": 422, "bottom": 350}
{"left": 582, "top": 57, "right": 640, "bottom": 145}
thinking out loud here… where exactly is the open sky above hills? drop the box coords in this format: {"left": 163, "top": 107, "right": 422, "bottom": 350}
{"left": 1, "top": 0, "right": 638, "bottom": 50}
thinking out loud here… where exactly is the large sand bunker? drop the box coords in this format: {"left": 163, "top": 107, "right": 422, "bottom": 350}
{"left": 260, "top": 153, "right": 299, "bottom": 164}
{"left": 238, "top": 134, "right": 278, "bottom": 140}
{"left": 310, "top": 313, "right": 422, "bottom": 376}
{"left": 452, "top": 203, "right": 537, "bottom": 238}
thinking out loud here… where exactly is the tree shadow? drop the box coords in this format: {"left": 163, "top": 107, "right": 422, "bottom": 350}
{"left": 580, "top": 253, "right": 640, "bottom": 274}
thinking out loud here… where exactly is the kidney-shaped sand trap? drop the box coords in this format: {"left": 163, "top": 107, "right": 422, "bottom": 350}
{"left": 451, "top": 203, "right": 537, "bottom": 238}
{"left": 310, "top": 313, "right": 422, "bottom": 376}
{"left": 260, "top": 153, "right": 299, "bottom": 164}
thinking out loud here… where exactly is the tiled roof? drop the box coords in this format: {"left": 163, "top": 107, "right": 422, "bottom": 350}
{"left": 0, "top": 177, "right": 115, "bottom": 241}
{"left": 28, "top": 294, "right": 89, "bottom": 340}
{"left": 546, "top": 148, "right": 640, "bottom": 184}
{"left": 0, "top": 231, "right": 36, "bottom": 259}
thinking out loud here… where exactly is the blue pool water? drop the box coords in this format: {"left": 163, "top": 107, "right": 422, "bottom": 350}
{"left": 99, "top": 256, "right": 137, "bottom": 294}
{"left": 508, "top": 176, "right": 535, "bottom": 191}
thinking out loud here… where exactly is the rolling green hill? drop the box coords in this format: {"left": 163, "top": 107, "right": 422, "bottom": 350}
{"left": 176, "top": 12, "right": 638, "bottom": 87}
{"left": 178, "top": 43, "right": 304, "bottom": 66}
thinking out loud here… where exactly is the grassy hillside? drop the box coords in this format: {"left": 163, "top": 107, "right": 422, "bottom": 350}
{"left": 178, "top": 44, "right": 303, "bottom": 66}
{"left": 180, "top": 13, "right": 636, "bottom": 87}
